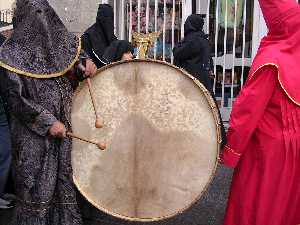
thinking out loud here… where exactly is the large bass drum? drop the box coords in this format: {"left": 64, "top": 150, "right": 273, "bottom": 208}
{"left": 71, "top": 59, "right": 221, "bottom": 222}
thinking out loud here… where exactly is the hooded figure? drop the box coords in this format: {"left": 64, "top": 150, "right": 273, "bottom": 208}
{"left": 102, "top": 40, "right": 134, "bottom": 63}
{"left": 173, "top": 14, "right": 226, "bottom": 148}
{"left": 0, "top": 0, "right": 97, "bottom": 224}
{"left": 81, "top": 4, "right": 117, "bottom": 68}
{"left": 221, "top": 1, "right": 300, "bottom": 225}
{"left": 173, "top": 14, "right": 212, "bottom": 91}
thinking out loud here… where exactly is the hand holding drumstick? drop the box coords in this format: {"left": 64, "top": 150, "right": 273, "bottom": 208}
{"left": 78, "top": 60, "right": 103, "bottom": 128}
{"left": 49, "top": 122, "right": 106, "bottom": 150}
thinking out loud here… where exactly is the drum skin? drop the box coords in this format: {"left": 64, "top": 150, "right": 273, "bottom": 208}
{"left": 71, "top": 59, "right": 221, "bottom": 222}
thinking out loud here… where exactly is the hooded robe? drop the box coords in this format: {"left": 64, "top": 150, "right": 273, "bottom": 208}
{"left": 0, "top": 1, "right": 87, "bottom": 224}
{"left": 222, "top": 1, "right": 300, "bottom": 224}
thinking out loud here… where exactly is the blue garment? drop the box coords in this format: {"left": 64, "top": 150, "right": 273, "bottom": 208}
{"left": 0, "top": 30, "right": 11, "bottom": 196}
{"left": 0, "top": 112, "right": 11, "bottom": 195}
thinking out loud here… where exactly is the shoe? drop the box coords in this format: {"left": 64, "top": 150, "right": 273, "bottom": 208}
{"left": 0, "top": 197, "right": 14, "bottom": 209}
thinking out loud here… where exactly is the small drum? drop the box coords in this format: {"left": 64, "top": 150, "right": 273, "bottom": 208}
{"left": 71, "top": 59, "right": 221, "bottom": 222}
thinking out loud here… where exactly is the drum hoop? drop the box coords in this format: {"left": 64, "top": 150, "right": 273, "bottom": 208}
{"left": 73, "top": 59, "right": 222, "bottom": 222}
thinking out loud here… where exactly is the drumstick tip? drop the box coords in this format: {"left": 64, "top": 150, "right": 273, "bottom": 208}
{"left": 95, "top": 119, "right": 103, "bottom": 128}
{"left": 97, "top": 142, "right": 106, "bottom": 150}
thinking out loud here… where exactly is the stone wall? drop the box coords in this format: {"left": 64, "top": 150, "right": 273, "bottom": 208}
{"left": 0, "top": 0, "right": 14, "bottom": 11}
{"left": 0, "top": 1, "right": 114, "bottom": 38}
{"left": 48, "top": 0, "right": 112, "bottom": 35}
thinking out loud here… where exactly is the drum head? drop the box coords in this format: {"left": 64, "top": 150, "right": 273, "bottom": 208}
{"left": 71, "top": 59, "right": 221, "bottom": 222}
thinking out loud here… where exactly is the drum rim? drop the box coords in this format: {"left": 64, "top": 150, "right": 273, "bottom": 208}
{"left": 72, "top": 59, "right": 222, "bottom": 222}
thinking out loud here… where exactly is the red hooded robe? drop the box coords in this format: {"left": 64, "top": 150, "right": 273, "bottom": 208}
{"left": 221, "top": 0, "right": 300, "bottom": 224}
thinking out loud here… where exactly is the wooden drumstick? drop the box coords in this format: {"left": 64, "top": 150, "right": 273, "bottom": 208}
{"left": 86, "top": 78, "right": 103, "bottom": 128}
{"left": 67, "top": 132, "right": 106, "bottom": 150}
{"left": 78, "top": 63, "right": 103, "bottom": 128}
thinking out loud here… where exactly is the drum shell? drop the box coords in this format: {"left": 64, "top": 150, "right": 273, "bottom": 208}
{"left": 72, "top": 59, "right": 221, "bottom": 222}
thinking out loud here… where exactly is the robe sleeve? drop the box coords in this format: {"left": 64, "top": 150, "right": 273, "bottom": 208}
{"left": 221, "top": 66, "right": 278, "bottom": 168}
{"left": 1, "top": 71, "right": 58, "bottom": 136}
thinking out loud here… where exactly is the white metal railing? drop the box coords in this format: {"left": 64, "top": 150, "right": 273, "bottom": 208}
{"left": 193, "top": 0, "right": 254, "bottom": 121}
{"left": 116, "top": 0, "right": 184, "bottom": 60}
{"left": 0, "top": 9, "right": 13, "bottom": 33}
{"left": 111, "top": 0, "right": 255, "bottom": 120}
{"left": 0, "top": 9, "right": 13, "bottom": 25}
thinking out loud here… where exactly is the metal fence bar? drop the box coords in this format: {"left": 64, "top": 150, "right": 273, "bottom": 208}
{"left": 121, "top": 0, "right": 125, "bottom": 39}
{"left": 126, "top": 3, "right": 129, "bottom": 37}
{"left": 137, "top": 0, "right": 141, "bottom": 33}
{"left": 154, "top": 0, "right": 158, "bottom": 59}
{"left": 114, "top": 0, "right": 117, "bottom": 34}
{"left": 213, "top": 0, "right": 220, "bottom": 94}
{"left": 241, "top": 0, "right": 248, "bottom": 86}
{"left": 206, "top": 0, "right": 210, "bottom": 34}
{"left": 146, "top": 0, "right": 150, "bottom": 33}
{"left": 129, "top": 0, "right": 133, "bottom": 42}
{"left": 181, "top": 0, "right": 185, "bottom": 39}
{"left": 230, "top": 0, "right": 239, "bottom": 108}
{"left": 163, "top": 0, "right": 167, "bottom": 61}
{"left": 221, "top": 0, "right": 229, "bottom": 108}
{"left": 198, "top": 0, "right": 201, "bottom": 14}
{"left": 171, "top": 0, "right": 176, "bottom": 64}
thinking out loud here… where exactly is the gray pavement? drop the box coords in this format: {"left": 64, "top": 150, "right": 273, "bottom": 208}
{"left": 0, "top": 165, "right": 233, "bottom": 225}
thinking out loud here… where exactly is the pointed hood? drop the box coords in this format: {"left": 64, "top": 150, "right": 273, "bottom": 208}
{"left": 184, "top": 14, "right": 204, "bottom": 36}
{"left": 83, "top": 3, "right": 117, "bottom": 67}
{"left": 96, "top": 4, "right": 115, "bottom": 44}
{"left": 248, "top": 0, "right": 300, "bottom": 106}
{"left": 0, "top": 0, "right": 81, "bottom": 78}
{"left": 259, "top": 0, "right": 299, "bottom": 31}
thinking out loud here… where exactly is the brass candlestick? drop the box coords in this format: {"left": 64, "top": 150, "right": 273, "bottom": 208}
{"left": 133, "top": 32, "right": 161, "bottom": 59}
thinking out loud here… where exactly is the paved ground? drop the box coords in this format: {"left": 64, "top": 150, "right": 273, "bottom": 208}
{"left": 0, "top": 165, "right": 233, "bottom": 225}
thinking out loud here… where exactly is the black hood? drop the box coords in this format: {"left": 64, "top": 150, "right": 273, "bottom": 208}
{"left": 0, "top": 0, "right": 80, "bottom": 78}
{"left": 96, "top": 4, "right": 115, "bottom": 44}
{"left": 84, "top": 4, "right": 117, "bottom": 60}
{"left": 184, "top": 14, "right": 205, "bottom": 36}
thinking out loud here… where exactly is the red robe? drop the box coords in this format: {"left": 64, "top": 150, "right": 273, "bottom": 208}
{"left": 221, "top": 65, "right": 300, "bottom": 225}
